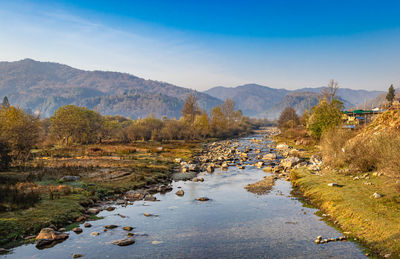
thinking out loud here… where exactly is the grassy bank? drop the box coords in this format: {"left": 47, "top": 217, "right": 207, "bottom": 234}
{"left": 273, "top": 130, "right": 400, "bottom": 257}
{"left": 0, "top": 140, "right": 200, "bottom": 248}
{"left": 291, "top": 168, "right": 400, "bottom": 257}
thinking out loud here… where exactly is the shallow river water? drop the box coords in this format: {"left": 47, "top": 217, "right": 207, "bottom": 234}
{"left": 3, "top": 135, "right": 366, "bottom": 259}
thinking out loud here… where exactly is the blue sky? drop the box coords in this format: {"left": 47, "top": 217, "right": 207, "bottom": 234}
{"left": 0, "top": 0, "right": 399, "bottom": 91}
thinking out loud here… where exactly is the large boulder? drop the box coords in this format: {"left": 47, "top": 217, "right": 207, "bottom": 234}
{"left": 35, "top": 228, "right": 69, "bottom": 248}
{"left": 280, "top": 157, "right": 300, "bottom": 169}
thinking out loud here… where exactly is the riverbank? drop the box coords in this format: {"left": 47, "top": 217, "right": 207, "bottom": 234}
{"left": 0, "top": 140, "right": 200, "bottom": 249}
{"left": 273, "top": 132, "right": 400, "bottom": 258}
{"left": 2, "top": 129, "right": 368, "bottom": 259}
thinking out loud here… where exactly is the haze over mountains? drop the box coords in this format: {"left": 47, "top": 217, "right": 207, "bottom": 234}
{"left": 205, "top": 84, "right": 384, "bottom": 119}
{"left": 0, "top": 59, "right": 384, "bottom": 119}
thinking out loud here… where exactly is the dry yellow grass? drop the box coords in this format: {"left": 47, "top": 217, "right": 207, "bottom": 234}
{"left": 292, "top": 168, "right": 400, "bottom": 257}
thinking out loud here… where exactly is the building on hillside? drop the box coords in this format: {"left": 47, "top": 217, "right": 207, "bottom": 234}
{"left": 342, "top": 109, "right": 381, "bottom": 128}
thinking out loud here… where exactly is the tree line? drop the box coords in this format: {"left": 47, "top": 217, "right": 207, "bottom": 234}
{"left": 0, "top": 95, "right": 265, "bottom": 169}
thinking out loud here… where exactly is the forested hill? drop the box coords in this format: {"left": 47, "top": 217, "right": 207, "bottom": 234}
{"left": 0, "top": 59, "right": 222, "bottom": 118}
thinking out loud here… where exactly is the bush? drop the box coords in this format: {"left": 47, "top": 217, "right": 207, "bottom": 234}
{"left": 277, "top": 107, "right": 299, "bottom": 129}
{"left": 307, "top": 98, "right": 343, "bottom": 139}
{"left": 320, "top": 128, "right": 356, "bottom": 169}
{"left": 372, "top": 134, "right": 400, "bottom": 179}
{"left": 321, "top": 128, "right": 400, "bottom": 181}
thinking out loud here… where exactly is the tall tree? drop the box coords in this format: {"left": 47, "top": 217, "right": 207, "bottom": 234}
{"left": 50, "top": 105, "right": 104, "bottom": 144}
{"left": 0, "top": 105, "right": 40, "bottom": 163}
{"left": 386, "top": 84, "right": 395, "bottom": 105}
{"left": 181, "top": 93, "right": 200, "bottom": 124}
{"left": 210, "top": 106, "right": 228, "bottom": 137}
{"left": 221, "top": 99, "right": 236, "bottom": 126}
{"left": 321, "top": 79, "right": 339, "bottom": 104}
{"left": 2, "top": 96, "right": 10, "bottom": 107}
{"left": 307, "top": 98, "right": 343, "bottom": 139}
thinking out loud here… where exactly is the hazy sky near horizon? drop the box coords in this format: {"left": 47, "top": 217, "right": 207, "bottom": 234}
{"left": 0, "top": 0, "right": 399, "bottom": 91}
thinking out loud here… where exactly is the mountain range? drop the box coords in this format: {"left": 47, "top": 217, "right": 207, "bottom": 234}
{"left": 0, "top": 59, "right": 221, "bottom": 119}
{"left": 0, "top": 59, "right": 385, "bottom": 119}
{"left": 205, "top": 84, "right": 384, "bottom": 119}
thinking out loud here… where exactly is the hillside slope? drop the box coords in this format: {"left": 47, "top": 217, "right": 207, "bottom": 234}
{"left": 0, "top": 59, "right": 222, "bottom": 118}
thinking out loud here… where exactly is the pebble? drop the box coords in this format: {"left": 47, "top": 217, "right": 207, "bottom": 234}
{"left": 72, "top": 254, "right": 83, "bottom": 258}
{"left": 90, "top": 232, "right": 100, "bottom": 236}
{"left": 144, "top": 213, "right": 153, "bottom": 217}
{"left": 122, "top": 226, "right": 133, "bottom": 231}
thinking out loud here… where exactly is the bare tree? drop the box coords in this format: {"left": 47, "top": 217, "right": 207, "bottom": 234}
{"left": 181, "top": 93, "right": 200, "bottom": 124}
{"left": 321, "top": 79, "right": 339, "bottom": 104}
{"left": 221, "top": 99, "right": 236, "bottom": 123}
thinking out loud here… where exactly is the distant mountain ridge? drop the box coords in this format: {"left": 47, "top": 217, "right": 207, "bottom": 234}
{"left": 0, "top": 59, "right": 385, "bottom": 120}
{"left": 205, "top": 84, "right": 384, "bottom": 119}
{"left": 0, "top": 59, "right": 222, "bottom": 118}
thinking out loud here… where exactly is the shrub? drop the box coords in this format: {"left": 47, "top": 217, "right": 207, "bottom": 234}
{"left": 277, "top": 107, "right": 299, "bottom": 129}
{"left": 307, "top": 98, "right": 343, "bottom": 139}
{"left": 320, "top": 128, "right": 356, "bottom": 168}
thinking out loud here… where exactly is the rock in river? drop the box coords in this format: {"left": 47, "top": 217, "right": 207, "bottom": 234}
{"left": 196, "top": 197, "right": 210, "bottom": 201}
{"left": 87, "top": 208, "right": 100, "bottom": 214}
{"left": 111, "top": 238, "right": 136, "bottom": 246}
{"left": 72, "top": 227, "right": 83, "bottom": 234}
{"left": 35, "top": 228, "right": 69, "bottom": 248}
{"left": 123, "top": 226, "right": 133, "bottom": 231}
{"left": 105, "top": 225, "right": 118, "bottom": 229}
{"left": 84, "top": 223, "right": 92, "bottom": 228}
{"left": 175, "top": 190, "right": 185, "bottom": 196}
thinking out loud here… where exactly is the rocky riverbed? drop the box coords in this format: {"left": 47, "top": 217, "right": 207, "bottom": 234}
{"left": 3, "top": 128, "right": 367, "bottom": 259}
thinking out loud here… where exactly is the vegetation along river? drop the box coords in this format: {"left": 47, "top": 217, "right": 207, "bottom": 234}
{"left": 3, "top": 133, "right": 366, "bottom": 259}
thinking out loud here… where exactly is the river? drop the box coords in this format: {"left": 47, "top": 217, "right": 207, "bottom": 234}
{"left": 3, "top": 133, "right": 366, "bottom": 258}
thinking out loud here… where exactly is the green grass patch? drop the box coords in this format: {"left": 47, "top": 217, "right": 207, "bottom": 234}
{"left": 0, "top": 193, "right": 90, "bottom": 247}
